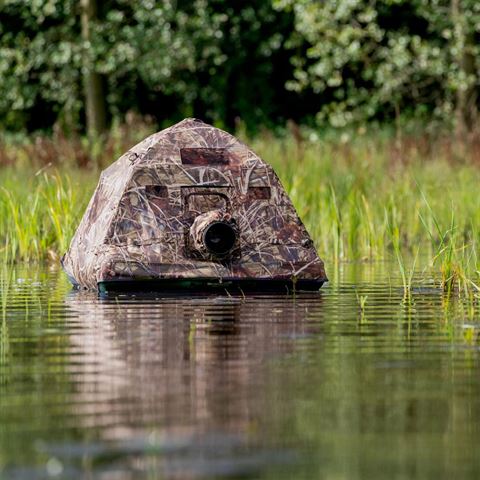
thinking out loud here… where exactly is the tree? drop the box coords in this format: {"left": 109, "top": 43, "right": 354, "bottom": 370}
{"left": 274, "top": 0, "right": 480, "bottom": 131}
{"left": 0, "top": 0, "right": 302, "bottom": 133}
{"left": 0, "top": 0, "right": 83, "bottom": 131}
{"left": 80, "top": 0, "right": 107, "bottom": 139}
{"left": 0, "top": 0, "right": 226, "bottom": 132}
{"left": 450, "top": 0, "right": 478, "bottom": 136}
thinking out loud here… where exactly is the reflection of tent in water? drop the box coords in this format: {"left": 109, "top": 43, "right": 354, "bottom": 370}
{"left": 62, "top": 118, "right": 327, "bottom": 291}
{"left": 60, "top": 291, "right": 322, "bottom": 476}
{"left": 64, "top": 291, "right": 324, "bottom": 433}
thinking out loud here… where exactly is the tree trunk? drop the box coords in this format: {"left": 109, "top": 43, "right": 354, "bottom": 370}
{"left": 460, "top": 31, "right": 476, "bottom": 131}
{"left": 451, "top": 0, "right": 477, "bottom": 139}
{"left": 81, "top": 0, "right": 107, "bottom": 140}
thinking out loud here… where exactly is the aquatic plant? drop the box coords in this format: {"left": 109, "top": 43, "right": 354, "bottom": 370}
{"left": 0, "top": 169, "right": 94, "bottom": 262}
{"left": 0, "top": 127, "right": 479, "bottom": 296}
{"left": 355, "top": 290, "right": 368, "bottom": 324}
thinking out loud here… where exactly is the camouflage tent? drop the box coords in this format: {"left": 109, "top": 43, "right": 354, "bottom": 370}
{"left": 62, "top": 118, "right": 327, "bottom": 292}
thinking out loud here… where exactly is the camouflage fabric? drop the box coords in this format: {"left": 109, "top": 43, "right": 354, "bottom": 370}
{"left": 62, "top": 118, "right": 327, "bottom": 290}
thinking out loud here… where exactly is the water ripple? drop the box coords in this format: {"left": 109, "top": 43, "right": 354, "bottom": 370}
{"left": 0, "top": 263, "right": 479, "bottom": 479}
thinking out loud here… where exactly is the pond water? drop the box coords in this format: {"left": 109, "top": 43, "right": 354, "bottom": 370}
{"left": 0, "top": 263, "right": 479, "bottom": 479}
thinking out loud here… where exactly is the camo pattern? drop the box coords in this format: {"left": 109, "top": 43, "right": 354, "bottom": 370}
{"left": 188, "top": 209, "right": 239, "bottom": 260}
{"left": 62, "top": 118, "right": 327, "bottom": 289}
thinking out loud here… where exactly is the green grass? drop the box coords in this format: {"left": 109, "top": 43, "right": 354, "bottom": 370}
{"left": 249, "top": 133, "right": 480, "bottom": 294}
{"left": 0, "top": 169, "right": 95, "bottom": 262}
{"left": 1, "top": 127, "right": 480, "bottom": 295}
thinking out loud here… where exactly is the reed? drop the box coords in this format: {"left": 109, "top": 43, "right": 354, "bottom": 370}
{"left": 355, "top": 290, "right": 368, "bottom": 324}
{"left": 0, "top": 125, "right": 479, "bottom": 295}
{"left": 0, "top": 169, "right": 95, "bottom": 261}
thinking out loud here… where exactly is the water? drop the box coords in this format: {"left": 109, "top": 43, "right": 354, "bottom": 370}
{"left": 1, "top": 262, "right": 479, "bottom": 479}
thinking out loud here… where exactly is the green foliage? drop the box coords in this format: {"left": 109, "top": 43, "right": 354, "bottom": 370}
{"left": 1, "top": 128, "right": 480, "bottom": 295}
{"left": 274, "top": 0, "right": 480, "bottom": 127}
{"left": 2, "top": 1, "right": 480, "bottom": 131}
{"left": 0, "top": 0, "right": 296, "bottom": 132}
{"left": 0, "top": 169, "right": 94, "bottom": 261}
{"left": 0, "top": 0, "right": 81, "bottom": 130}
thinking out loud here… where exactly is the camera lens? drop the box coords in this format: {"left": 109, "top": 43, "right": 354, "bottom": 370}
{"left": 203, "top": 221, "right": 236, "bottom": 255}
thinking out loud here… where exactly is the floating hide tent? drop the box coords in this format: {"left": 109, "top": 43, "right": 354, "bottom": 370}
{"left": 62, "top": 118, "right": 327, "bottom": 292}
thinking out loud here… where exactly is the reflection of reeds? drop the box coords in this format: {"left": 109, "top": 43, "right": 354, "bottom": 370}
{"left": 355, "top": 290, "right": 368, "bottom": 324}
{"left": 1, "top": 254, "right": 12, "bottom": 319}
{"left": 0, "top": 125, "right": 479, "bottom": 295}
{"left": 0, "top": 262, "right": 12, "bottom": 382}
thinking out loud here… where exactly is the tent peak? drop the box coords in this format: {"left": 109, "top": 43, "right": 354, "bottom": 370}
{"left": 170, "top": 117, "right": 207, "bottom": 129}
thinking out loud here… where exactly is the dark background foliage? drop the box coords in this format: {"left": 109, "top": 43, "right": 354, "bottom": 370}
{"left": 1, "top": 0, "right": 479, "bottom": 135}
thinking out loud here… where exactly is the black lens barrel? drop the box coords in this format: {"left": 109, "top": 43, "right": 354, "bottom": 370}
{"left": 203, "top": 221, "right": 237, "bottom": 255}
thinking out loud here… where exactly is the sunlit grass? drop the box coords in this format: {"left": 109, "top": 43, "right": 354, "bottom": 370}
{"left": 1, "top": 127, "right": 480, "bottom": 296}
{"left": 0, "top": 169, "right": 95, "bottom": 262}
{"left": 253, "top": 132, "right": 480, "bottom": 295}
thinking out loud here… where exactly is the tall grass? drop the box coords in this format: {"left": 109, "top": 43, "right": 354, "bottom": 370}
{"left": 0, "top": 169, "right": 95, "bottom": 261}
{"left": 253, "top": 130, "right": 480, "bottom": 293}
{"left": 1, "top": 124, "right": 480, "bottom": 295}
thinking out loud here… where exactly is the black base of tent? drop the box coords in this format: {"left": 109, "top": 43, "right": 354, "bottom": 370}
{"left": 97, "top": 277, "right": 326, "bottom": 294}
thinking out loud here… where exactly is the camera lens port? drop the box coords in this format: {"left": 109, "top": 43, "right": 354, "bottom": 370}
{"left": 203, "top": 221, "right": 237, "bottom": 255}
{"left": 188, "top": 210, "right": 238, "bottom": 259}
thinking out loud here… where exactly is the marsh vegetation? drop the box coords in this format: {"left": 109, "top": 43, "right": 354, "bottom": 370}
{"left": 1, "top": 125, "right": 479, "bottom": 298}
{"left": 3, "top": 1, "right": 480, "bottom": 477}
